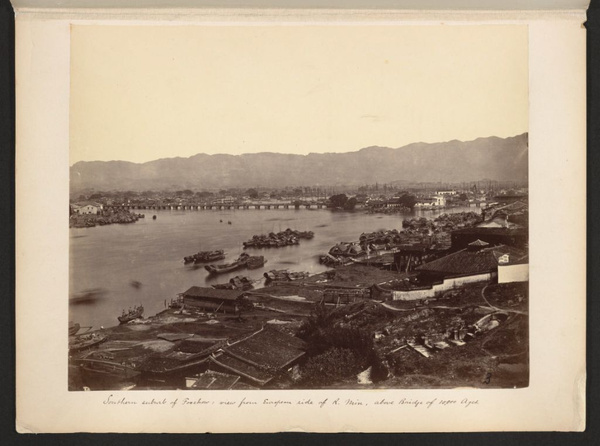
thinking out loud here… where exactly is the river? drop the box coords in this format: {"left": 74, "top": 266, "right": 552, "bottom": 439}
{"left": 69, "top": 205, "right": 477, "bottom": 329}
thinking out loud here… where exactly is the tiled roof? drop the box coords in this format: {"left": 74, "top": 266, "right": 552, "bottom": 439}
{"left": 416, "top": 245, "right": 526, "bottom": 276}
{"left": 189, "top": 370, "right": 240, "bottom": 389}
{"left": 231, "top": 381, "right": 259, "bottom": 390}
{"left": 225, "top": 327, "right": 306, "bottom": 370}
{"left": 452, "top": 227, "right": 527, "bottom": 236}
{"left": 209, "top": 327, "right": 306, "bottom": 386}
{"left": 469, "top": 239, "right": 490, "bottom": 247}
{"left": 210, "top": 353, "right": 273, "bottom": 385}
{"left": 181, "top": 286, "right": 245, "bottom": 301}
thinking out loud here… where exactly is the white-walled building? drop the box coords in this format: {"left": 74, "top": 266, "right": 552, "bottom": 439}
{"left": 414, "top": 195, "right": 446, "bottom": 208}
{"left": 72, "top": 202, "right": 103, "bottom": 214}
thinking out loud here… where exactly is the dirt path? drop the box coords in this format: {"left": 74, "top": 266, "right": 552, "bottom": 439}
{"left": 379, "top": 302, "right": 413, "bottom": 312}
{"left": 481, "top": 285, "right": 528, "bottom": 315}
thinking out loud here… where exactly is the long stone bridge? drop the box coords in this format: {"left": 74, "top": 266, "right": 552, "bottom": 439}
{"left": 105, "top": 202, "right": 329, "bottom": 211}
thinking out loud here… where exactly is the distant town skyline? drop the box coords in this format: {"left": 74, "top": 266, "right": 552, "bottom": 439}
{"left": 70, "top": 25, "right": 528, "bottom": 165}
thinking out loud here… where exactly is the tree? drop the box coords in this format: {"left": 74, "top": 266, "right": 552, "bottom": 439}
{"left": 299, "top": 348, "right": 360, "bottom": 387}
{"left": 397, "top": 193, "right": 417, "bottom": 209}
{"left": 329, "top": 194, "right": 348, "bottom": 209}
{"left": 247, "top": 188, "right": 259, "bottom": 199}
{"left": 344, "top": 197, "right": 357, "bottom": 210}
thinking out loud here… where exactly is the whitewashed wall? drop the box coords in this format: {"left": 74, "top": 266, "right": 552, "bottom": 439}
{"left": 392, "top": 272, "right": 495, "bottom": 300}
{"left": 498, "top": 264, "right": 529, "bottom": 283}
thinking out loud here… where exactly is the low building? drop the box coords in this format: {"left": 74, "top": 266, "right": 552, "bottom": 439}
{"left": 73, "top": 202, "right": 103, "bottom": 214}
{"left": 208, "top": 327, "right": 307, "bottom": 387}
{"left": 180, "top": 287, "right": 250, "bottom": 314}
{"left": 389, "top": 241, "right": 527, "bottom": 301}
{"left": 482, "top": 200, "right": 528, "bottom": 221}
{"left": 477, "top": 214, "right": 509, "bottom": 229}
{"left": 185, "top": 370, "right": 242, "bottom": 390}
{"left": 393, "top": 244, "right": 444, "bottom": 272}
{"left": 414, "top": 195, "right": 446, "bottom": 208}
{"left": 416, "top": 240, "right": 524, "bottom": 281}
{"left": 451, "top": 227, "right": 528, "bottom": 251}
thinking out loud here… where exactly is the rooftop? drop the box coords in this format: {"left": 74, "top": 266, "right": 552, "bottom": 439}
{"left": 452, "top": 227, "right": 527, "bottom": 236}
{"left": 188, "top": 370, "right": 240, "bottom": 390}
{"left": 181, "top": 286, "right": 245, "bottom": 301}
{"left": 210, "top": 353, "right": 273, "bottom": 385}
{"left": 416, "top": 245, "right": 526, "bottom": 276}
{"left": 225, "top": 327, "right": 306, "bottom": 370}
{"left": 210, "top": 327, "right": 307, "bottom": 386}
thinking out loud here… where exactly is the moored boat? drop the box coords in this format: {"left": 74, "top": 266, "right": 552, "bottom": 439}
{"left": 69, "top": 332, "right": 107, "bottom": 353}
{"left": 118, "top": 304, "right": 144, "bottom": 324}
{"left": 183, "top": 250, "right": 226, "bottom": 264}
{"left": 204, "top": 253, "right": 249, "bottom": 275}
{"left": 69, "top": 321, "right": 81, "bottom": 336}
{"left": 204, "top": 260, "right": 244, "bottom": 275}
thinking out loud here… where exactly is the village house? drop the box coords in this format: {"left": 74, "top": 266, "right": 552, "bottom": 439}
{"left": 180, "top": 287, "right": 250, "bottom": 314}
{"left": 450, "top": 227, "right": 528, "bottom": 251}
{"left": 185, "top": 370, "right": 244, "bottom": 390}
{"left": 384, "top": 197, "right": 406, "bottom": 208}
{"left": 388, "top": 240, "right": 527, "bottom": 301}
{"left": 72, "top": 202, "right": 103, "bottom": 214}
{"left": 207, "top": 326, "right": 307, "bottom": 387}
{"left": 482, "top": 200, "right": 528, "bottom": 221}
{"left": 477, "top": 212, "right": 510, "bottom": 229}
{"left": 414, "top": 195, "right": 446, "bottom": 208}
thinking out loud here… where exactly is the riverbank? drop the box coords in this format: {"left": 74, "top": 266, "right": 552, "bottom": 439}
{"left": 69, "top": 209, "right": 144, "bottom": 228}
{"left": 69, "top": 265, "right": 528, "bottom": 391}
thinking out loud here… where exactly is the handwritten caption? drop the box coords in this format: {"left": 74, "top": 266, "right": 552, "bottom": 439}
{"left": 103, "top": 395, "right": 479, "bottom": 409}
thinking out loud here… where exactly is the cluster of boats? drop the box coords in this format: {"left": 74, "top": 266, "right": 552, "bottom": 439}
{"left": 242, "top": 229, "right": 314, "bottom": 249}
{"left": 263, "top": 269, "right": 310, "bottom": 282}
{"left": 183, "top": 250, "right": 226, "bottom": 264}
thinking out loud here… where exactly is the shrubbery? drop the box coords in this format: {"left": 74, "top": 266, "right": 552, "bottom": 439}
{"left": 297, "top": 304, "right": 388, "bottom": 387}
{"left": 299, "top": 348, "right": 360, "bottom": 387}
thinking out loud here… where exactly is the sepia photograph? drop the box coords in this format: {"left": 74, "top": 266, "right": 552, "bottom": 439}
{"left": 14, "top": 0, "right": 588, "bottom": 432}
{"left": 67, "top": 24, "right": 530, "bottom": 392}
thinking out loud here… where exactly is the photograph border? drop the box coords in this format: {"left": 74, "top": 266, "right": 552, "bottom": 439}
{"left": 11, "top": 2, "right": 591, "bottom": 436}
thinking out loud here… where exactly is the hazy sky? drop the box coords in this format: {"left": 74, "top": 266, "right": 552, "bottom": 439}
{"left": 70, "top": 25, "right": 528, "bottom": 165}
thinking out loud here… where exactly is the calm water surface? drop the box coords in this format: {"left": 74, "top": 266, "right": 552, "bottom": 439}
{"left": 69, "top": 206, "right": 476, "bottom": 329}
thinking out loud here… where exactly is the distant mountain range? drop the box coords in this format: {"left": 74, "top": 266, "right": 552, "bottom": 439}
{"left": 70, "top": 133, "right": 528, "bottom": 192}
